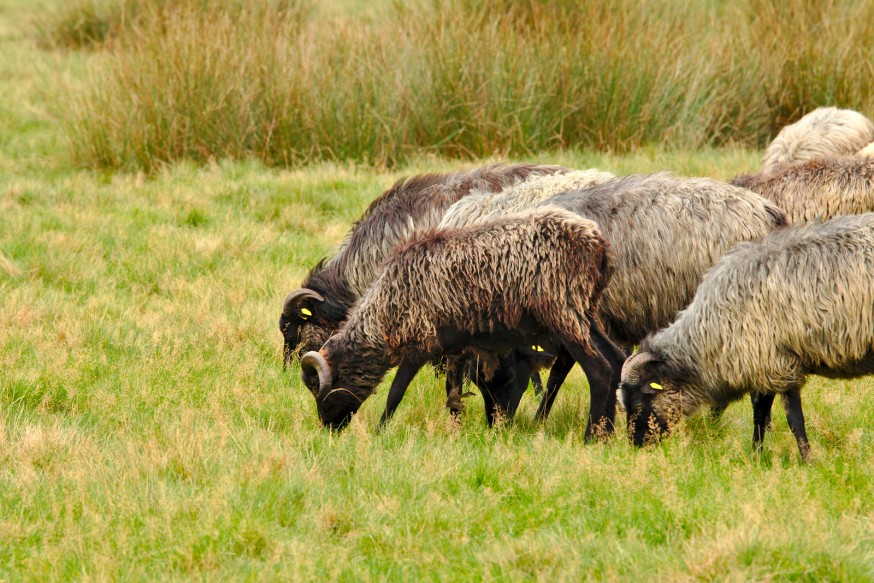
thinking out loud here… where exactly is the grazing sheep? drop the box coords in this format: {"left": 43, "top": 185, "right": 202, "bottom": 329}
{"left": 438, "top": 169, "right": 615, "bottom": 229}
{"left": 516, "top": 174, "right": 789, "bottom": 423}
{"left": 761, "top": 106, "right": 874, "bottom": 174}
{"left": 731, "top": 156, "right": 874, "bottom": 224}
{"left": 618, "top": 213, "right": 874, "bottom": 458}
{"left": 279, "top": 163, "right": 566, "bottom": 365}
{"left": 300, "top": 207, "right": 621, "bottom": 439}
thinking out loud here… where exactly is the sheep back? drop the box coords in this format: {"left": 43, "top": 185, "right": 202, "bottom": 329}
{"left": 762, "top": 106, "right": 874, "bottom": 173}
{"left": 730, "top": 156, "right": 874, "bottom": 224}
{"left": 341, "top": 207, "right": 611, "bottom": 363}
{"left": 647, "top": 213, "right": 874, "bottom": 403}
{"left": 438, "top": 168, "right": 615, "bottom": 229}
{"left": 540, "top": 173, "right": 788, "bottom": 346}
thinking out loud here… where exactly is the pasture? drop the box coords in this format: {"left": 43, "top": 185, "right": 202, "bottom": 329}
{"left": 1, "top": 0, "right": 873, "bottom": 579}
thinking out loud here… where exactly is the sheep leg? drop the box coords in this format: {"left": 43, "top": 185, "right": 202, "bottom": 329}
{"left": 564, "top": 344, "right": 614, "bottom": 440}
{"left": 590, "top": 323, "right": 626, "bottom": 425}
{"left": 379, "top": 360, "right": 424, "bottom": 427}
{"left": 534, "top": 348, "right": 575, "bottom": 421}
{"left": 477, "top": 381, "right": 498, "bottom": 427}
{"left": 444, "top": 357, "right": 466, "bottom": 416}
{"left": 751, "top": 391, "right": 776, "bottom": 451}
{"left": 782, "top": 389, "right": 810, "bottom": 461}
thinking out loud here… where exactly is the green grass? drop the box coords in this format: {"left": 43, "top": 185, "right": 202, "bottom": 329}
{"left": 1, "top": 0, "right": 873, "bottom": 579}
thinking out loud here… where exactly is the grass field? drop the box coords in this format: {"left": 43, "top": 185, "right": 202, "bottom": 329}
{"left": 2, "top": 0, "right": 873, "bottom": 580}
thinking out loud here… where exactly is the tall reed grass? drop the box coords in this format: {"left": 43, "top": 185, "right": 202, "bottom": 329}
{"left": 58, "top": 0, "right": 874, "bottom": 171}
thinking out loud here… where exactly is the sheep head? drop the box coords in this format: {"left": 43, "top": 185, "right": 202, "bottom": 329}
{"left": 279, "top": 288, "right": 327, "bottom": 367}
{"left": 618, "top": 351, "right": 684, "bottom": 445}
{"left": 300, "top": 340, "right": 388, "bottom": 430}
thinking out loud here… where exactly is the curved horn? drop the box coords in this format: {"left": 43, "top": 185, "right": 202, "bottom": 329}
{"left": 282, "top": 288, "right": 324, "bottom": 317}
{"left": 301, "top": 351, "right": 332, "bottom": 399}
{"left": 620, "top": 352, "right": 659, "bottom": 387}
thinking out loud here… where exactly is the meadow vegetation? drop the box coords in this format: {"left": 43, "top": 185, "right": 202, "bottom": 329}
{"left": 1, "top": 0, "right": 873, "bottom": 578}
{"left": 44, "top": 0, "right": 874, "bottom": 171}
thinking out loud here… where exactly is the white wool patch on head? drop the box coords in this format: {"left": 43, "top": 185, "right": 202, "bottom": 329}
{"left": 763, "top": 107, "right": 874, "bottom": 173}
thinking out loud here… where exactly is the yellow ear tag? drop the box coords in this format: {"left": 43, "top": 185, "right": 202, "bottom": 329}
{"left": 532, "top": 345, "right": 544, "bottom": 352}
{"left": 300, "top": 308, "right": 312, "bottom": 318}
{"left": 649, "top": 382, "right": 664, "bottom": 391}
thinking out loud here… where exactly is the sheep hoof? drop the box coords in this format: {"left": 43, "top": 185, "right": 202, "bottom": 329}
{"left": 446, "top": 391, "right": 475, "bottom": 415}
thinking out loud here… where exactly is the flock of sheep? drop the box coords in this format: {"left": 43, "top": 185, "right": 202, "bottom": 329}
{"left": 279, "top": 106, "right": 874, "bottom": 459}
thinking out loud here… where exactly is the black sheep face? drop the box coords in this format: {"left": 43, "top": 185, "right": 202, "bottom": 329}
{"left": 618, "top": 365, "right": 683, "bottom": 446}
{"left": 307, "top": 343, "right": 387, "bottom": 431}
{"left": 279, "top": 313, "right": 333, "bottom": 367}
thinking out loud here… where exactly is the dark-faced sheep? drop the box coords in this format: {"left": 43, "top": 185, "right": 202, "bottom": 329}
{"left": 761, "top": 106, "right": 874, "bottom": 174}
{"left": 299, "top": 207, "right": 621, "bottom": 439}
{"left": 279, "top": 163, "right": 566, "bottom": 412}
{"left": 618, "top": 213, "right": 874, "bottom": 459}
{"left": 279, "top": 163, "right": 566, "bottom": 365}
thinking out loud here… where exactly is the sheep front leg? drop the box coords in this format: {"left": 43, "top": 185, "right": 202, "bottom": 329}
{"left": 534, "top": 348, "right": 575, "bottom": 421}
{"left": 565, "top": 344, "right": 614, "bottom": 441}
{"left": 782, "top": 388, "right": 810, "bottom": 461}
{"left": 751, "top": 391, "right": 776, "bottom": 452}
{"left": 444, "top": 357, "right": 466, "bottom": 416}
{"left": 379, "top": 360, "right": 424, "bottom": 428}
{"left": 590, "top": 323, "right": 627, "bottom": 426}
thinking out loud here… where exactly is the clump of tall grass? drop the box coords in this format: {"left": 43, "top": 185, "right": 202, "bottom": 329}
{"left": 60, "top": 0, "right": 874, "bottom": 171}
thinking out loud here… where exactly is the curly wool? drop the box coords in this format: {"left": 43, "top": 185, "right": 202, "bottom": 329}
{"left": 539, "top": 173, "right": 788, "bottom": 346}
{"left": 762, "top": 107, "right": 874, "bottom": 174}
{"left": 437, "top": 169, "right": 614, "bottom": 229}
{"left": 309, "top": 164, "right": 567, "bottom": 298}
{"left": 332, "top": 207, "right": 610, "bottom": 365}
{"left": 731, "top": 156, "right": 874, "bottom": 224}
{"left": 643, "top": 213, "right": 874, "bottom": 413}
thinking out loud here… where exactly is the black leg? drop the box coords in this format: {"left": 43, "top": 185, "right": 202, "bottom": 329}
{"left": 534, "top": 348, "right": 575, "bottom": 421}
{"left": 782, "top": 388, "right": 810, "bottom": 461}
{"left": 379, "top": 360, "right": 424, "bottom": 427}
{"left": 564, "top": 343, "right": 613, "bottom": 441}
{"left": 444, "top": 357, "right": 466, "bottom": 416}
{"left": 478, "top": 380, "right": 498, "bottom": 427}
{"left": 752, "top": 391, "right": 776, "bottom": 451}
{"left": 590, "top": 323, "right": 626, "bottom": 426}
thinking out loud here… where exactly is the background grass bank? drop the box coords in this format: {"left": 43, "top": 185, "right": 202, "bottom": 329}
{"left": 48, "top": 0, "right": 874, "bottom": 171}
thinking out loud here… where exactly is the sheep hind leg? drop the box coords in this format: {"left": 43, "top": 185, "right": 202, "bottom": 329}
{"left": 751, "top": 391, "right": 776, "bottom": 452}
{"left": 564, "top": 343, "right": 614, "bottom": 441}
{"left": 534, "top": 348, "right": 575, "bottom": 422}
{"left": 782, "top": 388, "right": 810, "bottom": 461}
{"left": 379, "top": 360, "right": 424, "bottom": 428}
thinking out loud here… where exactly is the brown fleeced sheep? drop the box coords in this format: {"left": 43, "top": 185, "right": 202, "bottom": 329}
{"left": 300, "top": 207, "right": 621, "bottom": 439}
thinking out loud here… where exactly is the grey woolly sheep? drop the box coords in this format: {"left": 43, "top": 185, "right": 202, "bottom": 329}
{"left": 438, "top": 169, "right": 615, "bottom": 229}
{"left": 761, "top": 106, "right": 874, "bottom": 174}
{"left": 299, "top": 207, "right": 622, "bottom": 439}
{"left": 520, "top": 174, "right": 788, "bottom": 423}
{"left": 731, "top": 156, "right": 874, "bottom": 224}
{"left": 618, "top": 213, "right": 874, "bottom": 459}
